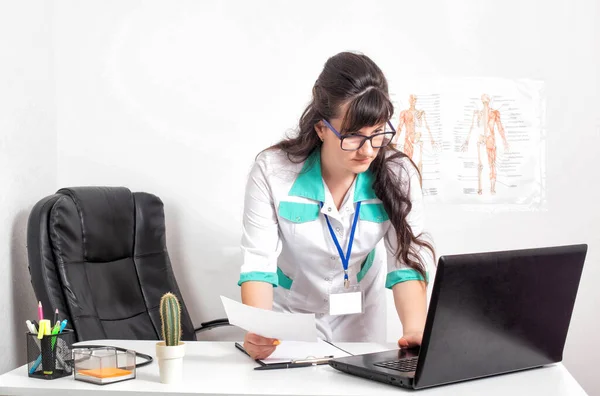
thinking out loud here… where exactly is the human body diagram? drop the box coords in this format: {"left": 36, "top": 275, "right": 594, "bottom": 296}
{"left": 461, "top": 94, "right": 509, "bottom": 195}
{"left": 393, "top": 95, "right": 439, "bottom": 174}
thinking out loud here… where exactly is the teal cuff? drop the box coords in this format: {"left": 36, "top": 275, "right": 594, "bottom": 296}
{"left": 238, "top": 271, "right": 278, "bottom": 287}
{"left": 385, "top": 269, "right": 429, "bottom": 289}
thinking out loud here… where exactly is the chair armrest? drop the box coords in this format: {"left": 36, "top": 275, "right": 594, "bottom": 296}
{"left": 194, "top": 318, "right": 231, "bottom": 333}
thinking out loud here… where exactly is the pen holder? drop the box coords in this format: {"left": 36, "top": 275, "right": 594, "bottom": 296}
{"left": 26, "top": 329, "right": 75, "bottom": 380}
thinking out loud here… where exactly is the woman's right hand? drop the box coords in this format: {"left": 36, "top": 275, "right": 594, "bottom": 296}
{"left": 243, "top": 332, "right": 280, "bottom": 360}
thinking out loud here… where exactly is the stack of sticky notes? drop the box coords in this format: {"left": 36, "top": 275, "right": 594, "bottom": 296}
{"left": 76, "top": 367, "right": 135, "bottom": 384}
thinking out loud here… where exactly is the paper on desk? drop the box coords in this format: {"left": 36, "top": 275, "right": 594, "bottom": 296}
{"left": 220, "top": 296, "right": 318, "bottom": 342}
{"left": 260, "top": 339, "right": 350, "bottom": 364}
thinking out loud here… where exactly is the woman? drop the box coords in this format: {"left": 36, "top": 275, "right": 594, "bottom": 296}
{"left": 238, "top": 51, "right": 435, "bottom": 359}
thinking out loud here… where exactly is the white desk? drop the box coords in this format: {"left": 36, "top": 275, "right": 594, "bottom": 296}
{"left": 0, "top": 340, "right": 588, "bottom": 396}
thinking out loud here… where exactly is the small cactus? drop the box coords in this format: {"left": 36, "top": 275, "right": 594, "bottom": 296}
{"left": 159, "top": 292, "right": 182, "bottom": 346}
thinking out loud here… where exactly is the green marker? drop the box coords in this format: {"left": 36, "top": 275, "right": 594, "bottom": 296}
{"left": 43, "top": 322, "right": 61, "bottom": 375}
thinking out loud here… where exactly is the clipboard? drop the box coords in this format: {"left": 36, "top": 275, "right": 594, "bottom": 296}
{"left": 234, "top": 340, "right": 349, "bottom": 370}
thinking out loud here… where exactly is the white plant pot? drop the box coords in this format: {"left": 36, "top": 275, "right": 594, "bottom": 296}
{"left": 155, "top": 342, "right": 186, "bottom": 384}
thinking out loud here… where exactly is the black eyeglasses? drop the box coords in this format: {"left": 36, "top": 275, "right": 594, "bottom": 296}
{"left": 322, "top": 119, "right": 396, "bottom": 151}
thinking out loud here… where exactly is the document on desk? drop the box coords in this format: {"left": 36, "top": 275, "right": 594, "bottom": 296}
{"left": 220, "top": 296, "right": 318, "bottom": 342}
{"left": 260, "top": 339, "right": 350, "bottom": 364}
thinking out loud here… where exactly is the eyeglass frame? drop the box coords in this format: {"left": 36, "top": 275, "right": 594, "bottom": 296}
{"left": 321, "top": 119, "right": 397, "bottom": 151}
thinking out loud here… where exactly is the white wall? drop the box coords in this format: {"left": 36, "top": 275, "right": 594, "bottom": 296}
{"left": 48, "top": 0, "right": 600, "bottom": 394}
{"left": 0, "top": 1, "right": 56, "bottom": 375}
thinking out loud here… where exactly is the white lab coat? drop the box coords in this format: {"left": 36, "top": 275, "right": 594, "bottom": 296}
{"left": 239, "top": 148, "right": 429, "bottom": 342}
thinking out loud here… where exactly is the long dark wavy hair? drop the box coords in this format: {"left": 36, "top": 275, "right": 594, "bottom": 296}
{"left": 267, "top": 52, "right": 435, "bottom": 282}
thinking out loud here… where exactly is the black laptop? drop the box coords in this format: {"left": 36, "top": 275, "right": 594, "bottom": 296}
{"left": 329, "top": 244, "right": 587, "bottom": 390}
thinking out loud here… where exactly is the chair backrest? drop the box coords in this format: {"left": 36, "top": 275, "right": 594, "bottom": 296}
{"left": 26, "top": 186, "right": 197, "bottom": 342}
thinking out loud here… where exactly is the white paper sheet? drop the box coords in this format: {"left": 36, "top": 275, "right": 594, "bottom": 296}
{"left": 220, "top": 296, "right": 318, "bottom": 342}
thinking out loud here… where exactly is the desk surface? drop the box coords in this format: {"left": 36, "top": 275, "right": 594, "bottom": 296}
{"left": 0, "top": 339, "right": 588, "bottom": 396}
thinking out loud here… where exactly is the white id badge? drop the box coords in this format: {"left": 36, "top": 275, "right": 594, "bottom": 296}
{"left": 329, "top": 284, "right": 364, "bottom": 315}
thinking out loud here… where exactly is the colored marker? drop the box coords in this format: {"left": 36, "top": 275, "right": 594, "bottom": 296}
{"left": 26, "top": 320, "right": 37, "bottom": 334}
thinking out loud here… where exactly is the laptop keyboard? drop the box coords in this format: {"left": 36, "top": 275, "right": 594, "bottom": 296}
{"left": 374, "top": 357, "right": 418, "bottom": 372}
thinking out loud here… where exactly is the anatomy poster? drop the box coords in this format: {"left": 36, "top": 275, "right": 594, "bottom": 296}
{"left": 387, "top": 78, "right": 546, "bottom": 211}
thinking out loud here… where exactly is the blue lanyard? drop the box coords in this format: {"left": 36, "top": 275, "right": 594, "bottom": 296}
{"left": 321, "top": 201, "right": 362, "bottom": 288}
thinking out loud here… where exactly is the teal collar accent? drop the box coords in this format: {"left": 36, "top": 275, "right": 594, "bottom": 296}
{"left": 288, "top": 149, "right": 325, "bottom": 202}
{"left": 288, "top": 149, "right": 378, "bottom": 203}
{"left": 354, "top": 169, "right": 377, "bottom": 202}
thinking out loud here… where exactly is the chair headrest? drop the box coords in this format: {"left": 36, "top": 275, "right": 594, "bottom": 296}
{"left": 55, "top": 187, "right": 134, "bottom": 262}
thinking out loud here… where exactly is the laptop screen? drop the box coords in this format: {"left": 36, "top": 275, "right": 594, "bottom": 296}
{"left": 414, "top": 244, "right": 587, "bottom": 389}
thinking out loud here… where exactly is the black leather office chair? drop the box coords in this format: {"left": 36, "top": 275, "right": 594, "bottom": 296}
{"left": 26, "top": 186, "right": 230, "bottom": 342}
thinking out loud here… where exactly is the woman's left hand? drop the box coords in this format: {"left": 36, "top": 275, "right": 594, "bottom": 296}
{"left": 398, "top": 331, "right": 423, "bottom": 349}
